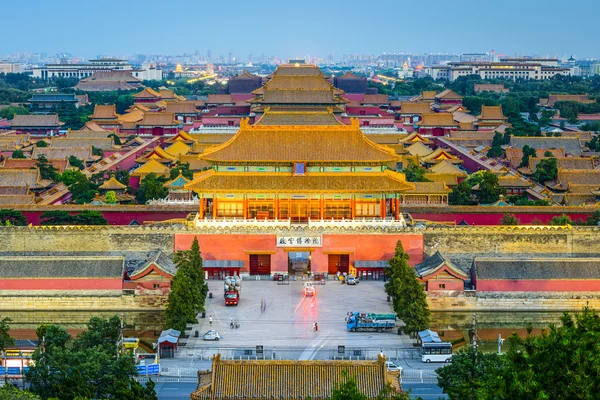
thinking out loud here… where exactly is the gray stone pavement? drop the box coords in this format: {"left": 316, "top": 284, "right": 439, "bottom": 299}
{"left": 183, "top": 280, "right": 414, "bottom": 354}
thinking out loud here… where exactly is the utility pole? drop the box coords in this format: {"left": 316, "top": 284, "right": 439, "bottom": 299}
{"left": 470, "top": 313, "right": 478, "bottom": 349}
{"left": 117, "top": 313, "right": 124, "bottom": 359}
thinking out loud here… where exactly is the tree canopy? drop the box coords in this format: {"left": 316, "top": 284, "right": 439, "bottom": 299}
{"left": 0, "top": 209, "right": 27, "bottom": 226}
{"left": 437, "top": 306, "right": 600, "bottom": 400}
{"left": 136, "top": 173, "right": 167, "bottom": 203}
{"left": 26, "top": 316, "right": 157, "bottom": 400}
{"left": 384, "top": 241, "right": 430, "bottom": 336}
{"left": 165, "top": 237, "right": 208, "bottom": 332}
{"left": 403, "top": 160, "right": 431, "bottom": 183}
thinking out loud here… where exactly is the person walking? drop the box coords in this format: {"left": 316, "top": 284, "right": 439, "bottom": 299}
{"left": 315, "top": 322, "right": 319, "bottom": 332}
{"left": 209, "top": 315, "right": 213, "bottom": 326}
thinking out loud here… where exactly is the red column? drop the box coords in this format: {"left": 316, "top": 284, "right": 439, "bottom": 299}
{"left": 395, "top": 197, "right": 400, "bottom": 220}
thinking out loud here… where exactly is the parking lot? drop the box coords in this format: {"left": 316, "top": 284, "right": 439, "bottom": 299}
{"left": 184, "top": 278, "right": 414, "bottom": 353}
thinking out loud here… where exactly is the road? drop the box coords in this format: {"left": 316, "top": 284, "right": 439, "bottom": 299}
{"left": 151, "top": 381, "right": 447, "bottom": 400}
{"left": 154, "top": 381, "right": 197, "bottom": 399}
{"left": 403, "top": 383, "right": 447, "bottom": 399}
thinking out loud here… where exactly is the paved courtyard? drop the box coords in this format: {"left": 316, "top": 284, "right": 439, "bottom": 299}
{"left": 184, "top": 279, "right": 414, "bottom": 355}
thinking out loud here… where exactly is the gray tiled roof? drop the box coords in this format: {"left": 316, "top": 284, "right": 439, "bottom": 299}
{"left": 510, "top": 137, "right": 582, "bottom": 155}
{"left": 130, "top": 250, "right": 177, "bottom": 277}
{"left": 0, "top": 256, "right": 124, "bottom": 278}
{"left": 474, "top": 258, "right": 600, "bottom": 280}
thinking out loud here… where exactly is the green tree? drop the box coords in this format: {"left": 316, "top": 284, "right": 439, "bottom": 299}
{"left": 165, "top": 272, "right": 198, "bottom": 332}
{"left": 550, "top": 214, "right": 571, "bottom": 226}
{"left": 40, "top": 210, "right": 76, "bottom": 225}
{"left": 500, "top": 214, "right": 519, "bottom": 226}
{"left": 403, "top": 160, "right": 431, "bottom": 182}
{"left": 115, "top": 169, "right": 130, "bottom": 187}
{"left": 497, "top": 307, "right": 600, "bottom": 399}
{"left": 448, "top": 181, "right": 475, "bottom": 205}
{"left": 135, "top": 173, "right": 167, "bottom": 203}
{"left": 385, "top": 241, "right": 430, "bottom": 337}
{"left": 35, "top": 140, "right": 48, "bottom": 148}
{"left": 36, "top": 155, "right": 60, "bottom": 181}
{"left": 108, "top": 133, "right": 122, "bottom": 146}
{"left": 437, "top": 346, "right": 505, "bottom": 400}
{"left": 169, "top": 162, "right": 194, "bottom": 180}
{"left": 519, "top": 145, "right": 537, "bottom": 168}
{"left": 0, "top": 385, "right": 41, "bottom": 400}
{"left": 531, "top": 157, "right": 558, "bottom": 184}
{"left": 165, "top": 237, "right": 208, "bottom": 331}
{"left": 68, "top": 155, "right": 85, "bottom": 170}
{"left": 74, "top": 210, "right": 108, "bottom": 225}
{"left": 105, "top": 190, "right": 117, "bottom": 204}
{"left": 486, "top": 132, "right": 504, "bottom": 158}
{"left": 331, "top": 371, "right": 367, "bottom": 400}
{"left": 67, "top": 173, "right": 98, "bottom": 204}
{"left": 11, "top": 149, "right": 25, "bottom": 158}
{"left": 476, "top": 171, "right": 505, "bottom": 204}
{"left": 587, "top": 209, "right": 600, "bottom": 226}
{"left": 91, "top": 146, "right": 104, "bottom": 158}
{"left": 60, "top": 169, "right": 86, "bottom": 186}
{"left": 0, "top": 316, "right": 14, "bottom": 354}
{"left": 0, "top": 105, "right": 29, "bottom": 120}
{"left": 26, "top": 316, "right": 157, "bottom": 400}
{"left": 0, "top": 209, "right": 27, "bottom": 226}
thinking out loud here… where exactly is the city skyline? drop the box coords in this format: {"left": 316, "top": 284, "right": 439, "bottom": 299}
{"left": 2, "top": 0, "right": 598, "bottom": 60}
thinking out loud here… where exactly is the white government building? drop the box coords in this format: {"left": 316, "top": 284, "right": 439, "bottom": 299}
{"left": 32, "top": 58, "right": 163, "bottom": 81}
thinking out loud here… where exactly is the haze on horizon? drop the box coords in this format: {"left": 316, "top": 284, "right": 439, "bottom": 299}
{"left": 2, "top": 0, "right": 598, "bottom": 60}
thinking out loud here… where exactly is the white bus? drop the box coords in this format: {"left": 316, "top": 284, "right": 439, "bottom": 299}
{"left": 422, "top": 342, "right": 452, "bottom": 363}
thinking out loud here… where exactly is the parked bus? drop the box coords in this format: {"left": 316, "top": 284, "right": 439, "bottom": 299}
{"left": 422, "top": 342, "right": 452, "bottom": 363}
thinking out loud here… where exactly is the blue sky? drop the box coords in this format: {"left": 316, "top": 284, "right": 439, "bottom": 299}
{"left": 2, "top": 0, "right": 597, "bottom": 59}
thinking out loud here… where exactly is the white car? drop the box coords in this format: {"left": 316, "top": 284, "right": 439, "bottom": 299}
{"left": 346, "top": 275, "right": 359, "bottom": 285}
{"left": 385, "top": 361, "right": 403, "bottom": 373}
{"left": 203, "top": 330, "right": 221, "bottom": 341}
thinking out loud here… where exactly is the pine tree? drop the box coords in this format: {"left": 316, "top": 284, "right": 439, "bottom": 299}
{"left": 165, "top": 237, "right": 208, "bottom": 331}
{"left": 165, "top": 272, "right": 197, "bottom": 332}
{"left": 385, "top": 241, "right": 430, "bottom": 337}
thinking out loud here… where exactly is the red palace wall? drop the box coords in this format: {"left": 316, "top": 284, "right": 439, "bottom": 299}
{"left": 409, "top": 212, "right": 593, "bottom": 225}
{"left": 0, "top": 278, "right": 123, "bottom": 291}
{"left": 175, "top": 233, "right": 424, "bottom": 273}
{"left": 477, "top": 280, "right": 600, "bottom": 292}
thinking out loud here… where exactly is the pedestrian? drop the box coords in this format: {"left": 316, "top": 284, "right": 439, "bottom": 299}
{"left": 229, "top": 316, "right": 233, "bottom": 328}
{"left": 209, "top": 315, "right": 213, "bottom": 326}
{"left": 260, "top": 297, "right": 265, "bottom": 313}
{"left": 313, "top": 321, "right": 316, "bottom": 332}
{"left": 315, "top": 322, "right": 318, "bottom": 332}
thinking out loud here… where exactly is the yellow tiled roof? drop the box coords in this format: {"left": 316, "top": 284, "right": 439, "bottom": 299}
{"left": 186, "top": 169, "right": 414, "bottom": 193}
{"left": 118, "top": 109, "right": 145, "bottom": 123}
{"left": 417, "top": 113, "right": 459, "bottom": 127}
{"left": 429, "top": 160, "right": 466, "bottom": 175}
{"left": 255, "top": 109, "right": 343, "bottom": 126}
{"left": 423, "top": 173, "right": 460, "bottom": 186}
{"left": 398, "top": 132, "right": 432, "bottom": 144}
{"left": 178, "top": 154, "right": 211, "bottom": 170}
{"left": 421, "top": 148, "right": 462, "bottom": 164}
{"left": 98, "top": 176, "right": 127, "bottom": 190}
{"left": 165, "top": 140, "right": 191, "bottom": 157}
{"left": 406, "top": 181, "right": 451, "bottom": 194}
{"left": 131, "top": 159, "right": 170, "bottom": 176}
{"left": 199, "top": 119, "right": 399, "bottom": 164}
{"left": 479, "top": 106, "right": 507, "bottom": 121}
{"left": 191, "top": 355, "right": 402, "bottom": 400}
{"left": 421, "top": 91, "right": 438, "bottom": 101}
{"left": 138, "top": 112, "right": 179, "bottom": 126}
{"left": 435, "top": 89, "right": 463, "bottom": 100}
{"left": 405, "top": 141, "right": 434, "bottom": 157}
{"left": 133, "top": 87, "right": 160, "bottom": 98}
{"left": 398, "top": 102, "right": 431, "bottom": 114}
{"left": 91, "top": 104, "right": 119, "bottom": 120}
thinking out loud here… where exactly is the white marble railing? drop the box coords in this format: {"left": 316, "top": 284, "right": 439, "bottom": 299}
{"left": 194, "top": 217, "right": 292, "bottom": 228}
{"left": 308, "top": 217, "right": 407, "bottom": 228}
{"left": 147, "top": 197, "right": 200, "bottom": 205}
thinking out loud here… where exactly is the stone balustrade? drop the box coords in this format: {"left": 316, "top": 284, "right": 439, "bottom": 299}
{"left": 308, "top": 217, "right": 407, "bottom": 229}
{"left": 194, "top": 217, "right": 292, "bottom": 228}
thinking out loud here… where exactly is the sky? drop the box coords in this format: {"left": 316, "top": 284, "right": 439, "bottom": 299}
{"left": 2, "top": 0, "right": 598, "bottom": 60}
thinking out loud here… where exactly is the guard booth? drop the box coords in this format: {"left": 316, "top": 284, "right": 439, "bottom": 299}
{"left": 354, "top": 261, "right": 387, "bottom": 280}
{"left": 203, "top": 260, "right": 244, "bottom": 280}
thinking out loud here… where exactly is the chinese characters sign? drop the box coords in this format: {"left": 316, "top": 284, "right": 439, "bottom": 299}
{"left": 276, "top": 236, "right": 322, "bottom": 247}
